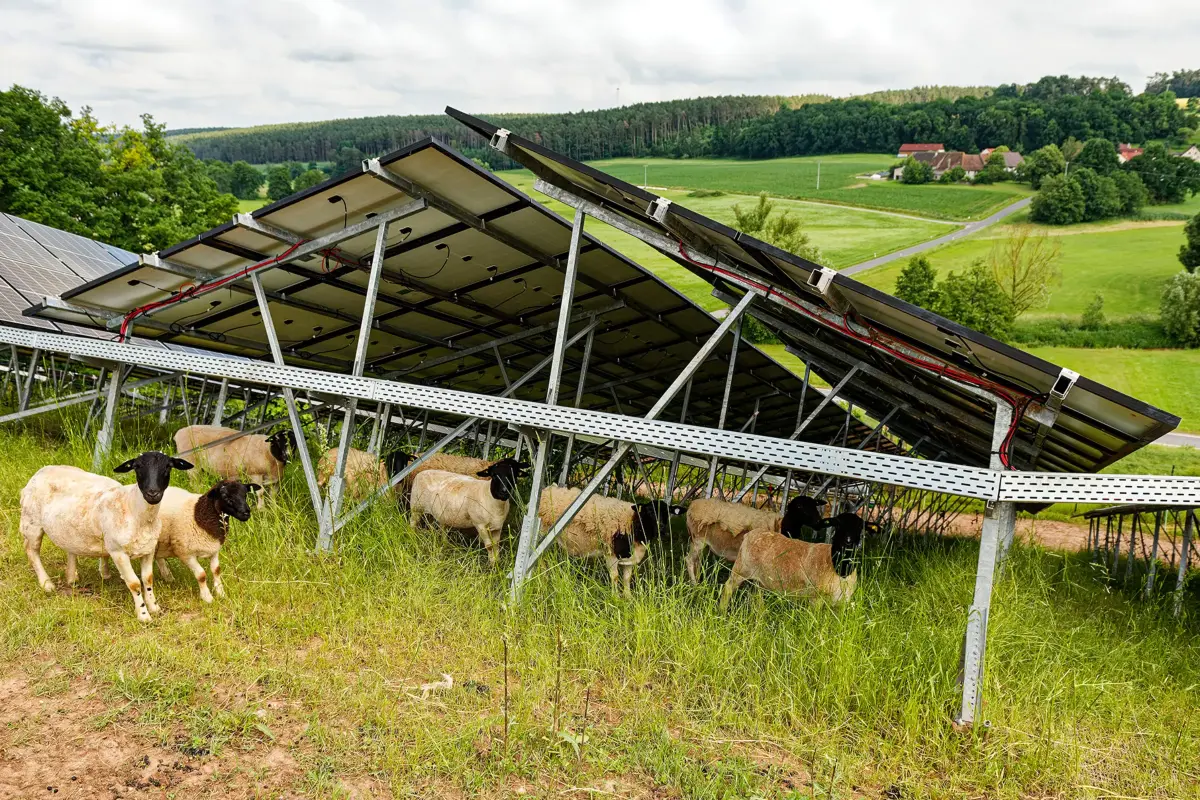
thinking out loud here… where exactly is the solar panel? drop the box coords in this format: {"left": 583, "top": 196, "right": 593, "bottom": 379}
{"left": 0, "top": 231, "right": 65, "bottom": 271}
{"left": 444, "top": 107, "right": 1176, "bottom": 475}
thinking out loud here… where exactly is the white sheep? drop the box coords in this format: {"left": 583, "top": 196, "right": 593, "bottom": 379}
{"left": 316, "top": 448, "right": 413, "bottom": 503}
{"left": 539, "top": 486, "right": 682, "bottom": 595}
{"left": 152, "top": 480, "right": 257, "bottom": 603}
{"left": 19, "top": 451, "right": 194, "bottom": 621}
{"left": 408, "top": 458, "right": 528, "bottom": 565}
{"left": 685, "top": 495, "right": 826, "bottom": 583}
{"left": 174, "top": 425, "right": 294, "bottom": 507}
{"left": 719, "top": 512, "right": 866, "bottom": 608}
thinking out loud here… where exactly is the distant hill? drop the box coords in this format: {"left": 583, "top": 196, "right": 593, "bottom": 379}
{"left": 164, "top": 126, "right": 233, "bottom": 136}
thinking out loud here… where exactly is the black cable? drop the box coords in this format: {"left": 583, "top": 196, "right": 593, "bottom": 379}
{"left": 402, "top": 247, "right": 452, "bottom": 280}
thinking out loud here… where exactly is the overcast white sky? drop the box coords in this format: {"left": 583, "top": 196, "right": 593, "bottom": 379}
{"left": 2, "top": 0, "right": 1199, "bottom": 130}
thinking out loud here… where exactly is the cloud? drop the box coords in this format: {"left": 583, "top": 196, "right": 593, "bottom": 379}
{"left": 1, "top": 0, "right": 1198, "bottom": 129}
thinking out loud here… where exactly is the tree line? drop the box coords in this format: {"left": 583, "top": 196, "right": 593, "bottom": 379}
{"left": 169, "top": 74, "right": 1197, "bottom": 169}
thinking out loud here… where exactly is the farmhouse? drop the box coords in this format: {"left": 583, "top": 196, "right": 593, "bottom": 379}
{"left": 1180, "top": 144, "right": 1200, "bottom": 162}
{"left": 1118, "top": 143, "right": 1144, "bottom": 162}
{"left": 896, "top": 142, "right": 944, "bottom": 157}
{"left": 895, "top": 149, "right": 1023, "bottom": 180}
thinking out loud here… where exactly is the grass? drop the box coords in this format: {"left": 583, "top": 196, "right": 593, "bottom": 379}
{"left": 498, "top": 171, "right": 955, "bottom": 271}
{"left": 1026, "top": 347, "right": 1200, "bottom": 431}
{"left": 237, "top": 198, "right": 269, "bottom": 213}
{"left": 2, "top": 421, "right": 1199, "bottom": 798}
{"left": 856, "top": 223, "right": 1189, "bottom": 320}
{"left": 576, "top": 156, "right": 1030, "bottom": 221}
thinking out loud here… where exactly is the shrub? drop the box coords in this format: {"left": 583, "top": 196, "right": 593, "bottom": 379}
{"left": 1180, "top": 212, "right": 1200, "bottom": 273}
{"left": 899, "top": 156, "right": 933, "bottom": 184}
{"left": 895, "top": 255, "right": 939, "bottom": 309}
{"left": 1006, "top": 316, "right": 1173, "bottom": 348}
{"left": 1081, "top": 293, "right": 1105, "bottom": 329}
{"left": 687, "top": 188, "right": 725, "bottom": 198}
{"left": 939, "top": 166, "right": 967, "bottom": 184}
{"left": 740, "top": 315, "right": 780, "bottom": 345}
{"left": 933, "top": 260, "right": 1015, "bottom": 338}
{"left": 1030, "top": 174, "right": 1085, "bottom": 224}
{"left": 1160, "top": 270, "right": 1200, "bottom": 346}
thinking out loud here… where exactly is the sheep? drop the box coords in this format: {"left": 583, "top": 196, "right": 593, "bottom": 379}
{"left": 719, "top": 511, "right": 865, "bottom": 608}
{"left": 316, "top": 448, "right": 414, "bottom": 503}
{"left": 538, "top": 486, "right": 684, "bottom": 595}
{"left": 408, "top": 458, "right": 528, "bottom": 565}
{"left": 19, "top": 451, "right": 194, "bottom": 621}
{"left": 685, "top": 495, "right": 829, "bottom": 582}
{"left": 174, "top": 425, "right": 295, "bottom": 507}
{"left": 408, "top": 453, "right": 495, "bottom": 479}
{"left": 152, "top": 480, "right": 257, "bottom": 603}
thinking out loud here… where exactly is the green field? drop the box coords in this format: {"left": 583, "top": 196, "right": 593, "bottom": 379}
{"left": 1028, "top": 346, "right": 1200, "bottom": 430}
{"left": 500, "top": 171, "right": 954, "bottom": 268}
{"left": 575, "top": 155, "right": 1030, "bottom": 221}
{"left": 856, "top": 223, "right": 1189, "bottom": 319}
{"left": 237, "top": 198, "right": 269, "bottom": 213}
{"left": 1, "top": 425, "right": 1197, "bottom": 798}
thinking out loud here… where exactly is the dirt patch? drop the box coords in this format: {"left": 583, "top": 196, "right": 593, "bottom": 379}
{"left": 0, "top": 670, "right": 321, "bottom": 800}
{"left": 944, "top": 513, "right": 1090, "bottom": 551}
{"left": 846, "top": 182, "right": 868, "bottom": 189}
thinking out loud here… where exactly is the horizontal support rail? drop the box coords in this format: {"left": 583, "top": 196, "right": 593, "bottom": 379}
{"left": 2, "top": 325, "right": 1196, "bottom": 506}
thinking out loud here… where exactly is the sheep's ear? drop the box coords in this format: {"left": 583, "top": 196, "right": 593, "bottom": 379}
{"left": 170, "top": 458, "right": 194, "bottom": 471}
{"left": 113, "top": 458, "right": 138, "bottom": 474}
{"left": 245, "top": 482, "right": 263, "bottom": 492}
{"left": 476, "top": 468, "right": 492, "bottom": 477}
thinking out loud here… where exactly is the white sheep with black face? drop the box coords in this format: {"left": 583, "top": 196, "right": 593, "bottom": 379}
{"left": 408, "top": 458, "right": 529, "bottom": 565}
{"left": 19, "top": 451, "right": 194, "bottom": 621}
{"left": 174, "top": 425, "right": 295, "bottom": 507}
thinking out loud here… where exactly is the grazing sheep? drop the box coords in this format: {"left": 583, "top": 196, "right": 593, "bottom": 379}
{"left": 538, "top": 486, "right": 684, "bottom": 595}
{"left": 316, "top": 448, "right": 414, "bottom": 503}
{"left": 685, "top": 495, "right": 829, "bottom": 582}
{"left": 174, "top": 425, "right": 295, "bottom": 507}
{"left": 408, "top": 458, "right": 528, "bottom": 565}
{"left": 19, "top": 452, "right": 194, "bottom": 621}
{"left": 153, "top": 480, "right": 257, "bottom": 603}
{"left": 408, "top": 453, "right": 495, "bottom": 479}
{"left": 719, "top": 511, "right": 865, "bottom": 608}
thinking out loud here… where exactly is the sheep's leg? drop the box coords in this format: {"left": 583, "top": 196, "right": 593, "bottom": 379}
{"left": 685, "top": 537, "right": 707, "bottom": 584}
{"left": 65, "top": 553, "right": 78, "bottom": 588}
{"left": 109, "top": 552, "right": 151, "bottom": 622}
{"left": 605, "top": 556, "right": 621, "bottom": 594}
{"left": 20, "top": 515, "right": 55, "bottom": 592}
{"left": 155, "top": 558, "right": 175, "bottom": 583}
{"left": 475, "top": 525, "right": 498, "bottom": 566}
{"left": 621, "top": 564, "right": 635, "bottom": 597}
{"left": 184, "top": 555, "right": 214, "bottom": 603}
{"left": 98, "top": 558, "right": 111, "bottom": 580}
{"left": 139, "top": 556, "right": 160, "bottom": 615}
{"left": 719, "top": 567, "right": 749, "bottom": 610}
{"left": 210, "top": 552, "right": 225, "bottom": 598}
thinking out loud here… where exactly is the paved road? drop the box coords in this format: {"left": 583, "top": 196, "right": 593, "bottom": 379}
{"left": 1155, "top": 431, "right": 1200, "bottom": 448}
{"left": 840, "top": 197, "right": 1032, "bottom": 276}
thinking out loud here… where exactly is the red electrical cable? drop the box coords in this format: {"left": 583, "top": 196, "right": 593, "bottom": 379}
{"left": 676, "top": 242, "right": 1033, "bottom": 468}
{"left": 118, "top": 241, "right": 307, "bottom": 342}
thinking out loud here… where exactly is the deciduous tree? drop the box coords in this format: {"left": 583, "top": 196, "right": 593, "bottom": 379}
{"left": 895, "top": 255, "right": 939, "bottom": 309}
{"left": 987, "top": 225, "right": 1063, "bottom": 315}
{"left": 1076, "top": 138, "right": 1119, "bottom": 175}
{"left": 1030, "top": 174, "right": 1085, "bottom": 224}
{"left": 933, "top": 260, "right": 1015, "bottom": 338}
{"left": 266, "top": 166, "right": 293, "bottom": 201}
{"left": 229, "top": 161, "right": 263, "bottom": 199}
{"left": 1180, "top": 212, "right": 1200, "bottom": 273}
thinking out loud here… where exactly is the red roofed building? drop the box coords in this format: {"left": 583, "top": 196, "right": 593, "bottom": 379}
{"left": 897, "top": 143, "right": 945, "bottom": 157}
{"left": 1117, "top": 144, "right": 1144, "bottom": 163}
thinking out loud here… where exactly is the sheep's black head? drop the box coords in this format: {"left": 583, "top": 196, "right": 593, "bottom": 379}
{"left": 477, "top": 458, "right": 530, "bottom": 502}
{"left": 781, "top": 495, "right": 826, "bottom": 539}
{"left": 827, "top": 512, "right": 865, "bottom": 578}
{"left": 267, "top": 430, "right": 296, "bottom": 465}
{"left": 114, "top": 451, "right": 193, "bottom": 505}
{"left": 386, "top": 450, "right": 414, "bottom": 475}
{"left": 631, "top": 500, "right": 686, "bottom": 543}
{"left": 206, "top": 480, "right": 259, "bottom": 524}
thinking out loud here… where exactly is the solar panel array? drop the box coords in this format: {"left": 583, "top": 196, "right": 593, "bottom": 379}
{"left": 0, "top": 212, "right": 136, "bottom": 338}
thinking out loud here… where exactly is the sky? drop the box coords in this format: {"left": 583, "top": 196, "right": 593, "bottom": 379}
{"left": 2, "top": 0, "right": 1199, "bottom": 130}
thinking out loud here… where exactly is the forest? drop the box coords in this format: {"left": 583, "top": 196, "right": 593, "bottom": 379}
{"left": 169, "top": 76, "right": 1195, "bottom": 170}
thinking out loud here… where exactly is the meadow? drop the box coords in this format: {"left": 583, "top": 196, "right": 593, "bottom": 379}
{"left": 579, "top": 156, "right": 1030, "bottom": 221}
{"left": 1, "top": 422, "right": 1198, "bottom": 798}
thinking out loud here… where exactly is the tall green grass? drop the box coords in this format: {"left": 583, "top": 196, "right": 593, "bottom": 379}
{"left": 1, "top": 421, "right": 1198, "bottom": 797}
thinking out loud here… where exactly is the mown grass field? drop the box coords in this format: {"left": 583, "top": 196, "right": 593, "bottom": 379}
{"left": 577, "top": 156, "right": 1030, "bottom": 221}
{"left": 855, "top": 223, "right": 1188, "bottom": 320}
{"left": 237, "top": 198, "right": 269, "bottom": 213}
{"left": 498, "top": 172, "right": 955, "bottom": 270}
{"left": 1, "top": 423, "right": 1198, "bottom": 798}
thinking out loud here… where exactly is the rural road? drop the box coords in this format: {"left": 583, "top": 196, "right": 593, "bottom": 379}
{"left": 1155, "top": 431, "right": 1200, "bottom": 449}
{"left": 840, "top": 196, "right": 1032, "bottom": 275}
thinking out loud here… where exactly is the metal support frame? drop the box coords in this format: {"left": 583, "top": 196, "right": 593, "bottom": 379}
{"left": 251, "top": 274, "right": 326, "bottom": 541}
{"left": 558, "top": 326, "right": 595, "bottom": 486}
{"left": 664, "top": 378, "right": 693, "bottom": 502}
{"left": 704, "top": 318, "right": 742, "bottom": 498}
{"left": 957, "top": 399, "right": 1016, "bottom": 727}
{"left": 211, "top": 378, "right": 229, "bottom": 425}
{"left": 91, "top": 365, "right": 125, "bottom": 470}
{"left": 17, "top": 348, "right": 41, "bottom": 412}
{"left": 1176, "top": 511, "right": 1194, "bottom": 618}
{"left": 510, "top": 208, "right": 587, "bottom": 600}
{"left": 513, "top": 290, "right": 759, "bottom": 585}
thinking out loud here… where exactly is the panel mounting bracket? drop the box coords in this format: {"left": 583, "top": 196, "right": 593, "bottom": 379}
{"left": 489, "top": 128, "right": 511, "bottom": 154}
{"left": 649, "top": 197, "right": 672, "bottom": 224}
{"left": 805, "top": 266, "right": 851, "bottom": 314}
